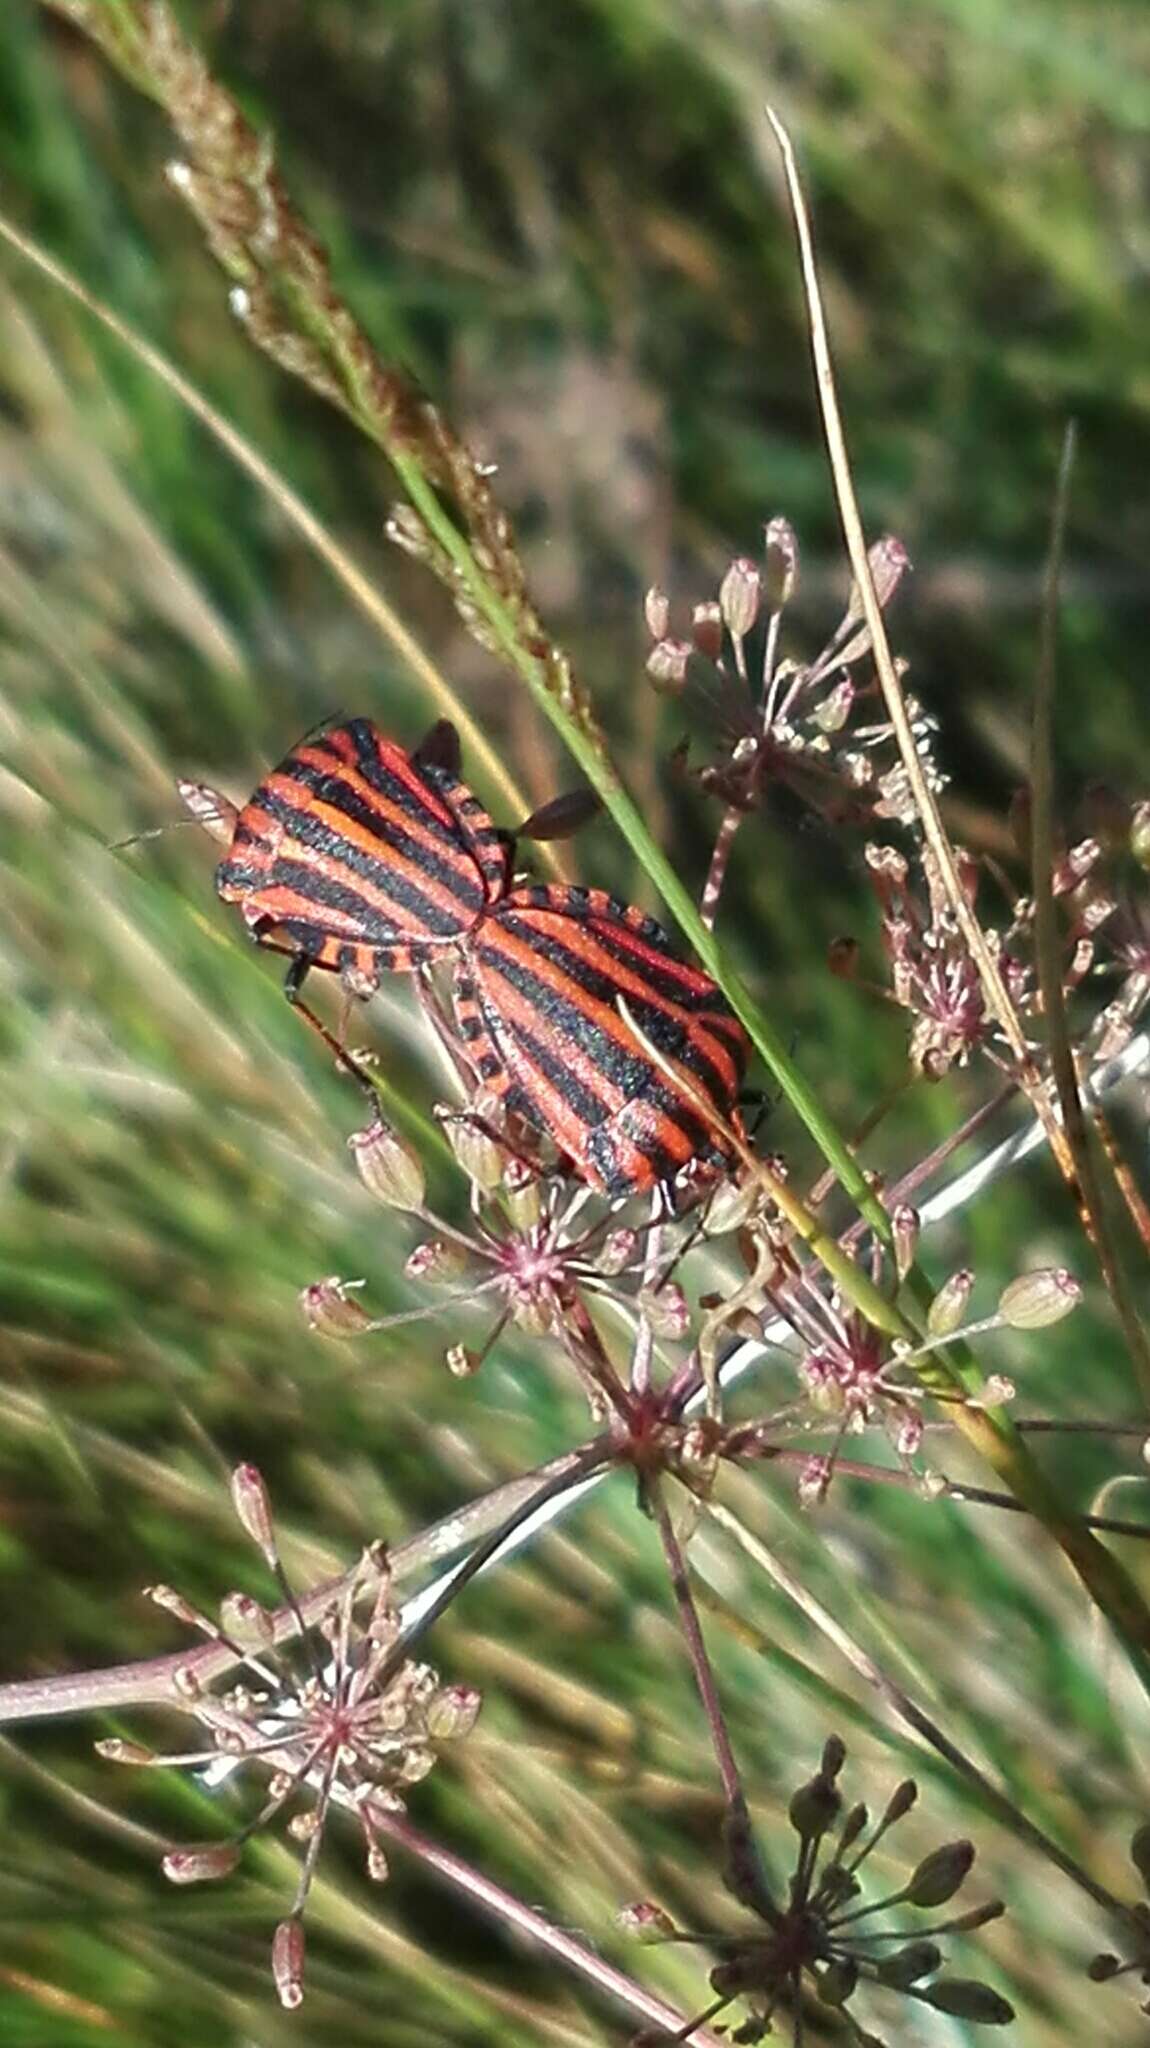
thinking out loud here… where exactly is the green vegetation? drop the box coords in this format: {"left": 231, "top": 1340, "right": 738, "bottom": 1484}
{"left": 1, "top": 3, "right": 1149, "bottom": 2044}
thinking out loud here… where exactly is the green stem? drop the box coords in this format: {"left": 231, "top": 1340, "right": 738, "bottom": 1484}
{"left": 394, "top": 459, "right": 1150, "bottom": 1691}
{"left": 391, "top": 454, "right": 891, "bottom": 1238}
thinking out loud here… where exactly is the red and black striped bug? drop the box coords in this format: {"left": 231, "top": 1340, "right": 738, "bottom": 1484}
{"left": 213, "top": 718, "right": 750, "bottom": 1198}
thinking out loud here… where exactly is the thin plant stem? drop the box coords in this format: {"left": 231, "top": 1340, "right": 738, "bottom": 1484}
{"left": 0, "top": 207, "right": 545, "bottom": 842}
{"left": 1028, "top": 419, "right": 1150, "bottom": 1402}
{"left": 700, "top": 604, "right": 784, "bottom": 929}
{"left": 1093, "top": 1095, "right": 1150, "bottom": 1253}
{"left": 631, "top": 1197, "right": 663, "bottom": 1394}
{"left": 370, "top": 1804, "right": 729, "bottom": 2047}
{"left": 376, "top": 1438, "right": 612, "bottom": 1687}
{"left": 736, "top": 1443, "right": 1150, "bottom": 1541}
{"left": 0, "top": 1439, "right": 607, "bottom": 1724}
{"left": 700, "top": 803, "right": 744, "bottom": 931}
{"left": 649, "top": 1483, "right": 780, "bottom": 1929}
{"left": 764, "top": 106, "right": 1073, "bottom": 1183}
{"left": 36, "top": 7, "right": 1150, "bottom": 1683}
{"left": 700, "top": 1492, "right": 1136, "bottom": 1930}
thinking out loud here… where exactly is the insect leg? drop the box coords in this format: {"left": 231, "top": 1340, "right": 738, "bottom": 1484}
{"left": 282, "top": 953, "right": 378, "bottom": 1101}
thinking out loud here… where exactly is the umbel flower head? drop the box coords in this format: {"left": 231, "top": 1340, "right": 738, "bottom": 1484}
{"left": 97, "top": 1464, "right": 481, "bottom": 2008}
{"left": 1088, "top": 1821, "right": 1150, "bottom": 2015}
{"left": 304, "top": 1086, "right": 755, "bottom": 1421}
{"left": 735, "top": 1225, "right": 1077, "bottom": 1508}
{"left": 621, "top": 1737, "right": 1012, "bottom": 2045}
{"left": 643, "top": 523, "right": 940, "bottom": 833}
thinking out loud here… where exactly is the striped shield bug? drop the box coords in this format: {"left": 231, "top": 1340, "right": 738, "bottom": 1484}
{"left": 211, "top": 718, "right": 750, "bottom": 1197}
{"left": 215, "top": 718, "right": 509, "bottom": 989}
{"left": 454, "top": 882, "right": 748, "bottom": 1197}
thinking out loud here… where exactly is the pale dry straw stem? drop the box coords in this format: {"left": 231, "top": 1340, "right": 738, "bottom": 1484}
{"left": 699, "top": 802, "right": 743, "bottom": 931}
{"left": 0, "top": 1440, "right": 599, "bottom": 1724}
{"left": 346, "top": 1028, "right": 1150, "bottom": 1698}
{"left": 1028, "top": 420, "right": 1150, "bottom": 1400}
{"left": 765, "top": 108, "right": 1074, "bottom": 1184}
{"left": 333, "top": 1786, "right": 730, "bottom": 2044}
{"left": 375, "top": 1808, "right": 729, "bottom": 2046}
{"left": 152, "top": 1704, "right": 729, "bottom": 2043}
{"left": 0, "top": 207, "right": 548, "bottom": 846}
{"left": 6, "top": 1032, "right": 1147, "bottom": 1734}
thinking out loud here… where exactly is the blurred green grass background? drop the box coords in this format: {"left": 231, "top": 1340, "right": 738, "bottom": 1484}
{"left": 1, "top": 2, "right": 1149, "bottom": 2042}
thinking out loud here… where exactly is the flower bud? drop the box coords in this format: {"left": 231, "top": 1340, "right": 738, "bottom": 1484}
{"left": 798, "top": 1455, "right": 831, "bottom": 1508}
{"left": 162, "top": 1842, "right": 241, "bottom": 1886}
{"left": 366, "top": 1842, "right": 390, "bottom": 1882}
{"left": 1061, "top": 837, "right": 1102, "bottom": 889}
{"left": 764, "top": 516, "right": 799, "bottom": 608}
{"left": 398, "top": 1745, "right": 435, "bottom": 1784}
{"left": 1088, "top": 1953, "right": 1124, "bottom": 1981}
{"left": 595, "top": 1227, "right": 638, "bottom": 1275}
{"left": 821, "top": 1734, "right": 846, "bottom": 1780}
{"left": 917, "top": 1980, "right": 1014, "bottom": 2024}
{"left": 405, "top": 1238, "right": 468, "bottom": 1283}
{"left": 445, "top": 1343, "right": 481, "bottom": 1378}
{"left": 827, "top": 935, "right": 859, "bottom": 979}
{"left": 385, "top": 503, "right": 432, "bottom": 561}
{"left": 348, "top": 1120, "right": 425, "bottom": 1211}
{"left": 503, "top": 1170, "right": 541, "bottom": 1232}
{"left": 842, "top": 750, "right": 875, "bottom": 789}
{"left": 512, "top": 1295, "right": 554, "bottom": 1337}
{"left": 844, "top": 534, "right": 910, "bottom": 628}
{"left": 272, "top": 1916, "right": 305, "bottom": 2009}
{"left": 905, "top": 1839, "right": 974, "bottom": 1907}
{"left": 299, "top": 1276, "right": 374, "bottom": 1339}
{"left": 638, "top": 1282, "right": 690, "bottom": 1341}
{"left": 893, "top": 1408, "right": 923, "bottom": 1458}
{"left": 691, "top": 601, "right": 723, "bottom": 663}
{"left": 806, "top": 1369, "right": 846, "bottom": 1416}
{"left": 701, "top": 1177, "right": 758, "bottom": 1236}
{"left": 789, "top": 1772, "right": 841, "bottom": 1842}
{"left": 442, "top": 1101, "right": 506, "bottom": 1191}
{"left": 175, "top": 779, "right": 239, "bottom": 846}
{"left": 146, "top": 1584, "right": 203, "bottom": 1628}
{"left": 926, "top": 1269, "right": 973, "bottom": 1338}
{"left": 875, "top": 1941, "right": 941, "bottom": 1989}
{"left": 616, "top": 1900, "right": 678, "bottom": 1942}
{"left": 1131, "top": 800, "right": 1150, "bottom": 870}
{"left": 230, "top": 1463, "right": 277, "bottom": 1563}
{"left": 891, "top": 1203, "right": 920, "bottom": 1283}
{"left": 813, "top": 677, "right": 854, "bottom": 734}
{"left": 1130, "top": 1821, "right": 1150, "bottom": 1890}
{"left": 95, "top": 1738, "right": 158, "bottom": 1765}
{"left": 643, "top": 586, "right": 670, "bottom": 641}
{"left": 998, "top": 1267, "right": 1081, "bottom": 1329}
{"left": 220, "top": 1591, "right": 275, "bottom": 1648}
{"left": 1067, "top": 936, "right": 1095, "bottom": 986}
{"left": 426, "top": 1684, "right": 483, "bottom": 1741}
{"left": 719, "top": 557, "right": 762, "bottom": 640}
{"left": 645, "top": 638, "right": 692, "bottom": 695}
{"left": 881, "top": 1778, "right": 918, "bottom": 1828}
{"left": 816, "top": 1957, "right": 857, "bottom": 2006}
{"left": 836, "top": 1802, "right": 868, "bottom": 1857}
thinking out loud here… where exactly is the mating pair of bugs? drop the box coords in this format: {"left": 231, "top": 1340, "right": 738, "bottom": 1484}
{"left": 212, "top": 718, "right": 750, "bottom": 1199}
